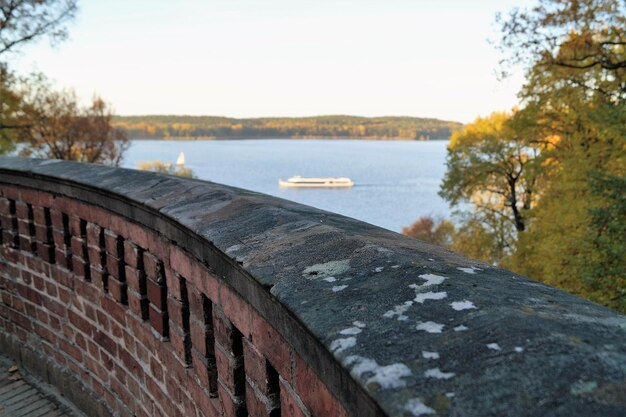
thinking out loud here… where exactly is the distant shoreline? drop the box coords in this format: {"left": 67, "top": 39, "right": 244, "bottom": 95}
{"left": 114, "top": 114, "right": 462, "bottom": 142}
{"left": 128, "top": 136, "right": 450, "bottom": 141}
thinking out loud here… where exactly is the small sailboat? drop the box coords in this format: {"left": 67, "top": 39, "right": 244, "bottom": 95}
{"left": 176, "top": 151, "right": 185, "bottom": 166}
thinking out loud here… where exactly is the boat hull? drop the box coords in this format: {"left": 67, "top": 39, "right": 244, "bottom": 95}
{"left": 278, "top": 179, "right": 354, "bottom": 188}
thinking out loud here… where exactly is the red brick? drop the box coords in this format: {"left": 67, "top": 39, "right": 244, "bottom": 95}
{"left": 55, "top": 248, "right": 70, "bottom": 269}
{"left": 294, "top": 355, "right": 348, "bottom": 417}
{"left": 128, "top": 289, "right": 147, "bottom": 319}
{"left": 68, "top": 309, "right": 93, "bottom": 335}
{"left": 192, "top": 261, "right": 219, "bottom": 304}
{"left": 169, "top": 326, "right": 189, "bottom": 366}
{"left": 167, "top": 296, "right": 185, "bottom": 329}
{"left": 37, "top": 243, "right": 55, "bottom": 262}
{"left": 220, "top": 285, "right": 251, "bottom": 338}
{"left": 213, "top": 308, "right": 240, "bottom": 356}
{"left": 217, "top": 382, "right": 246, "bottom": 417}
{"left": 34, "top": 223, "right": 50, "bottom": 243}
{"left": 101, "top": 294, "right": 127, "bottom": 326}
{"left": 70, "top": 236, "right": 85, "bottom": 258}
{"left": 20, "top": 189, "right": 54, "bottom": 207}
{"left": 1, "top": 246, "right": 19, "bottom": 263}
{"left": 245, "top": 382, "right": 277, "bottom": 417}
{"left": 125, "top": 265, "right": 143, "bottom": 292}
{"left": 88, "top": 205, "right": 110, "bottom": 229}
{"left": 72, "top": 256, "right": 89, "bottom": 280}
{"left": 111, "top": 376, "right": 135, "bottom": 414}
{"left": 32, "top": 205, "right": 47, "bottom": 225}
{"left": 250, "top": 314, "right": 290, "bottom": 379}
{"left": 49, "top": 315, "right": 62, "bottom": 331}
{"left": 43, "top": 297, "right": 68, "bottom": 320}
{"left": 109, "top": 278, "right": 128, "bottom": 304}
{"left": 122, "top": 221, "right": 148, "bottom": 249}
{"left": 123, "top": 240, "right": 141, "bottom": 268}
{"left": 125, "top": 374, "right": 142, "bottom": 402}
{"left": 25, "top": 254, "right": 48, "bottom": 275}
{"left": 188, "top": 379, "right": 221, "bottom": 416}
{"left": 86, "top": 222, "right": 102, "bottom": 246}
{"left": 44, "top": 280, "right": 58, "bottom": 298}
{"left": 75, "top": 332, "right": 87, "bottom": 350}
{"left": 17, "top": 217, "right": 31, "bottom": 235}
{"left": 32, "top": 274, "right": 44, "bottom": 291}
{"left": 106, "top": 254, "right": 123, "bottom": 281}
{"left": 143, "top": 252, "right": 163, "bottom": 282}
{"left": 279, "top": 378, "right": 309, "bottom": 417}
{"left": 15, "top": 201, "right": 29, "bottom": 219}
{"left": 191, "top": 350, "right": 217, "bottom": 394}
{"left": 108, "top": 216, "right": 129, "bottom": 241}
{"left": 88, "top": 246, "right": 104, "bottom": 268}
{"left": 52, "top": 228, "right": 66, "bottom": 247}
{"left": 50, "top": 209, "right": 64, "bottom": 230}
{"left": 150, "top": 355, "right": 164, "bottom": 383}
{"left": 104, "top": 229, "right": 121, "bottom": 255}
{"left": 19, "top": 234, "right": 36, "bottom": 252}
{"left": 94, "top": 330, "right": 117, "bottom": 355}
{"left": 110, "top": 320, "right": 125, "bottom": 342}
{"left": 51, "top": 266, "right": 74, "bottom": 289}
{"left": 0, "top": 197, "right": 10, "bottom": 214}
{"left": 60, "top": 339, "right": 83, "bottom": 363}
{"left": 68, "top": 215, "right": 82, "bottom": 237}
{"left": 2, "top": 230, "right": 18, "bottom": 246}
{"left": 2, "top": 186, "right": 19, "bottom": 199}
{"left": 74, "top": 279, "right": 99, "bottom": 304}
{"left": 147, "top": 278, "right": 166, "bottom": 309}
{"left": 146, "top": 232, "right": 167, "bottom": 264}
{"left": 169, "top": 246, "right": 193, "bottom": 279}
{"left": 215, "top": 344, "right": 245, "bottom": 395}
{"left": 164, "top": 267, "right": 181, "bottom": 300}
{"left": 119, "top": 348, "right": 141, "bottom": 375}
{"left": 34, "top": 323, "right": 57, "bottom": 345}
{"left": 149, "top": 304, "right": 168, "bottom": 337}
{"left": 90, "top": 267, "right": 108, "bottom": 291}
{"left": 243, "top": 338, "right": 275, "bottom": 396}
{"left": 84, "top": 303, "right": 96, "bottom": 321}
{"left": 0, "top": 212, "right": 12, "bottom": 230}
{"left": 190, "top": 319, "right": 210, "bottom": 358}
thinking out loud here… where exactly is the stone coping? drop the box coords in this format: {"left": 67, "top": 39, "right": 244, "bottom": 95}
{"left": 0, "top": 157, "right": 625, "bottom": 417}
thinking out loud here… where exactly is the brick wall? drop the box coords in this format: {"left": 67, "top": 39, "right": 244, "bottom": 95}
{"left": 0, "top": 185, "right": 348, "bottom": 417}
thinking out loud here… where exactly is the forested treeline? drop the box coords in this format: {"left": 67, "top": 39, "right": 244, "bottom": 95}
{"left": 113, "top": 115, "right": 463, "bottom": 140}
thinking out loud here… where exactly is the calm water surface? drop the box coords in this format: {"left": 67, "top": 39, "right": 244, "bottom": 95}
{"left": 122, "top": 139, "right": 452, "bottom": 232}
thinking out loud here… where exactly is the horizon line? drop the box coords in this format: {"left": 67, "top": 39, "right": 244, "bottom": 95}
{"left": 114, "top": 113, "right": 465, "bottom": 123}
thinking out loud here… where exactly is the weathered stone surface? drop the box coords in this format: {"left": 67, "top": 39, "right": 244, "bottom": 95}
{"left": 0, "top": 157, "right": 625, "bottom": 417}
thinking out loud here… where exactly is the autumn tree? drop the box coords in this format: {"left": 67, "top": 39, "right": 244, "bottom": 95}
{"left": 16, "top": 75, "right": 129, "bottom": 165}
{"left": 497, "top": 0, "right": 625, "bottom": 102}
{"left": 0, "top": 66, "right": 22, "bottom": 152}
{"left": 0, "top": 0, "right": 77, "bottom": 56}
{"left": 439, "top": 111, "right": 541, "bottom": 263}
{"left": 497, "top": 0, "right": 626, "bottom": 311}
{"left": 136, "top": 160, "right": 195, "bottom": 178}
{"left": 402, "top": 216, "right": 455, "bottom": 247}
{"left": 1, "top": 0, "right": 79, "bottom": 154}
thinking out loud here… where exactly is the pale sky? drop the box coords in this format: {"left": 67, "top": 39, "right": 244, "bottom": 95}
{"left": 11, "top": 0, "right": 526, "bottom": 123}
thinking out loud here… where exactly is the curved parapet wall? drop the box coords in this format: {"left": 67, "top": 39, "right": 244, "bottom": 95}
{"left": 0, "top": 157, "right": 624, "bottom": 417}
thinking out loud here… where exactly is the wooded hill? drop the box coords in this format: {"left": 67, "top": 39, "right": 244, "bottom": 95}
{"left": 113, "top": 115, "right": 463, "bottom": 140}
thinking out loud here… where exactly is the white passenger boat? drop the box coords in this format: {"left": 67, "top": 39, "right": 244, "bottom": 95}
{"left": 278, "top": 176, "right": 354, "bottom": 188}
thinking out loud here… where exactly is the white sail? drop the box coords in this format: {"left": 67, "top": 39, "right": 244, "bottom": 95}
{"left": 176, "top": 151, "right": 185, "bottom": 166}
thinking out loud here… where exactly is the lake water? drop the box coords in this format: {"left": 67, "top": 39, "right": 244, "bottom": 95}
{"left": 121, "top": 139, "right": 452, "bottom": 232}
